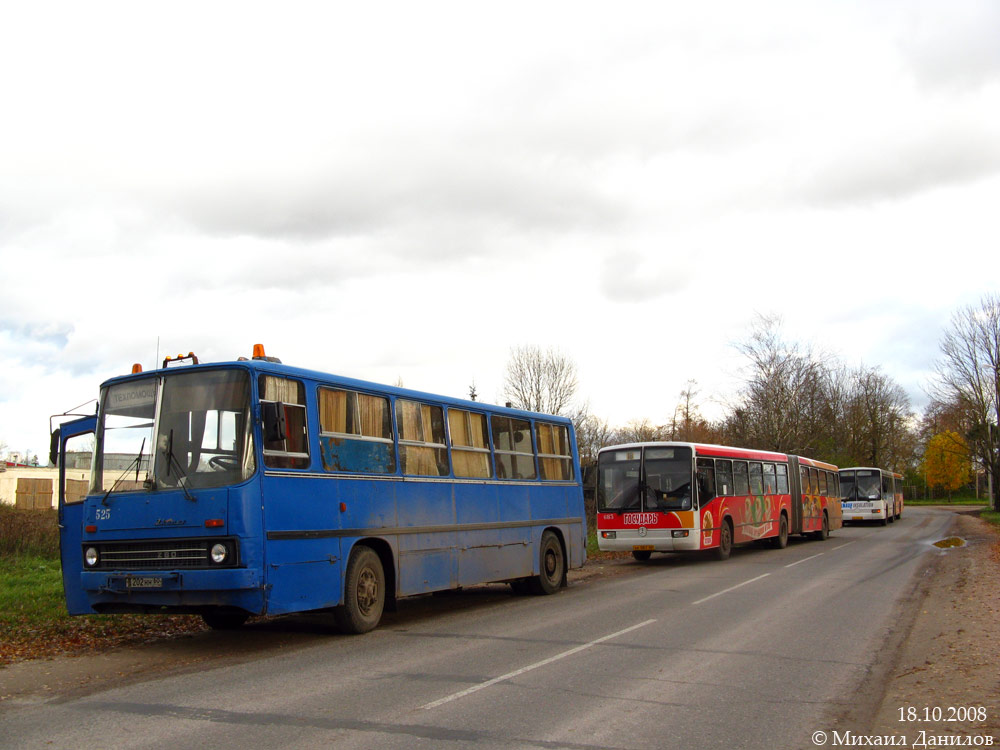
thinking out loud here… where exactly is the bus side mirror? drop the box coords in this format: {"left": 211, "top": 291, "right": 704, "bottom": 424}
{"left": 49, "top": 428, "right": 61, "bottom": 468}
{"left": 262, "top": 402, "right": 287, "bottom": 443}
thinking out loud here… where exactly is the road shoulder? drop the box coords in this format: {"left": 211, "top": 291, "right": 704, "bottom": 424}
{"left": 867, "top": 511, "right": 1000, "bottom": 742}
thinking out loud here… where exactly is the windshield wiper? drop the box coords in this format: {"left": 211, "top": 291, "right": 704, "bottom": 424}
{"left": 101, "top": 438, "right": 147, "bottom": 507}
{"left": 163, "top": 429, "right": 196, "bottom": 502}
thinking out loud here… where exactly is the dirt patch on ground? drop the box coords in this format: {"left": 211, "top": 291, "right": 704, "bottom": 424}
{"left": 865, "top": 511, "right": 1000, "bottom": 743}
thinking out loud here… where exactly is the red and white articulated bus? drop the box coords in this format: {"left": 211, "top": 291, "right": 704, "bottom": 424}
{"left": 596, "top": 442, "right": 843, "bottom": 561}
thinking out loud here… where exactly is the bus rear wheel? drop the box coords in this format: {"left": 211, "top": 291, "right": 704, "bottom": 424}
{"left": 529, "top": 531, "right": 565, "bottom": 595}
{"left": 334, "top": 545, "right": 385, "bottom": 634}
{"left": 814, "top": 512, "right": 829, "bottom": 540}
{"left": 715, "top": 519, "right": 733, "bottom": 561}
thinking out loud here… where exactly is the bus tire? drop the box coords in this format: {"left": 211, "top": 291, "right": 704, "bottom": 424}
{"left": 202, "top": 609, "right": 249, "bottom": 630}
{"left": 715, "top": 519, "right": 733, "bottom": 561}
{"left": 334, "top": 545, "right": 385, "bottom": 634}
{"left": 771, "top": 513, "right": 788, "bottom": 549}
{"left": 880, "top": 515, "right": 888, "bottom": 527}
{"left": 529, "top": 530, "right": 565, "bottom": 595}
{"left": 631, "top": 550, "right": 652, "bottom": 561}
{"left": 813, "top": 512, "right": 829, "bottom": 541}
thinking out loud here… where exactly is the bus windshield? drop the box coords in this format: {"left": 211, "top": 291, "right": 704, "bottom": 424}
{"left": 597, "top": 448, "right": 641, "bottom": 511}
{"left": 644, "top": 447, "right": 693, "bottom": 511}
{"left": 840, "top": 470, "right": 881, "bottom": 501}
{"left": 91, "top": 369, "right": 254, "bottom": 495}
{"left": 597, "top": 446, "right": 693, "bottom": 512}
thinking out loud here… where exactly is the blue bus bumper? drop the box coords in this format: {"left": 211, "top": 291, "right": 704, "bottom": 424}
{"left": 80, "top": 568, "right": 265, "bottom": 614}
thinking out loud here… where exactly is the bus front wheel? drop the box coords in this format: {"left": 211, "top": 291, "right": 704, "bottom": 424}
{"left": 334, "top": 545, "right": 385, "bottom": 634}
{"left": 529, "top": 531, "right": 565, "bottom": 595}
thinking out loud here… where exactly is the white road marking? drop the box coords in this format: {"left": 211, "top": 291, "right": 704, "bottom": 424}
{"left": 784, "top": 553, "right": 824, "bottom": 568}
{"left": 420, "top": 619, "right": 657, "bottom": 710}
{"left": 692, "top": 573, "right": 771, "bottom": 605}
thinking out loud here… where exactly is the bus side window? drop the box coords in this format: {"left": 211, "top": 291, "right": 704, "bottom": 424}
{"left": 536, "top": 422, "right": 574, "bottom": 481}
{"left": 318, "top": 387, "right": 395, "bottom": 473}
{"left": 397, "top": 399, "right": 449, "bottom": 476}
{"left": 801, "top": 465, "right": 811, "bottom": 495}
{"left": 492, "top": 417, "right": 536, "bottom": 480}
{"left": 259, "top": 375, "right": 309, "bottom": 470}
{"left": 762, "top": 463, "right": 776, "bottom": 494}
{"left": 819, "top": 470, "right": 829, "bottom": 496}
{"left": 733, "top": 461, "right": 750, "bottom": 495}
{"left": 696, "top": 458, "right": 715, "bottom": 508}
{"left": 775, "top": 463, "right": 789, "bottom": 494}
{"left": 715, "top": 459, "right": 732, "bottom": 496}
{"left": 448, "top": 409, "right": 492, "bottom": 478}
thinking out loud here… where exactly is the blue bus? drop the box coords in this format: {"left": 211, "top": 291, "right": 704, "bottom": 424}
{"left": 50, "top": 346, "right": 586, "bottom": 633}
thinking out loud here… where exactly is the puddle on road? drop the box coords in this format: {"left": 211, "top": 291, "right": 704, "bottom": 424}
{"left": 932, "top": 537, "right": 966, "bottom": 549}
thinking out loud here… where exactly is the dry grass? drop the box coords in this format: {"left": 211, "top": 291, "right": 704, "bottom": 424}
{"left": 0, "top": 507, "right": 59, "bottom": 557}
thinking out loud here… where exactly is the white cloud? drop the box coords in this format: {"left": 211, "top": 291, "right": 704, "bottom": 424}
{"left": 1, "top": 0, "right": 999, "bottom": 456}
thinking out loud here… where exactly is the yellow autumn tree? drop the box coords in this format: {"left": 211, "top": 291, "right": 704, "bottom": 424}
{"left": 921, "top": 431, "right": 971, "bottom": 501}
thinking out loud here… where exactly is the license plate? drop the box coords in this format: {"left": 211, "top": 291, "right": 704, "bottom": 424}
{"left": 632, "top": 545, "right": 654, "bottom": 551}
{"left": 125, "top": 576, "right": 163, "bottom": 589}
{"left": 852, "top": 516, "right": 864, "bottom": 521}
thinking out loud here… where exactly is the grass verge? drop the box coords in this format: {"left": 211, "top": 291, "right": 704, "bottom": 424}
{"left": 903, "top": 498, "right": 989, "bottom": 506}
{"left": 980, "top": 510, "right": 1000, "bottom": 529}
{"left": 0, "top": 554, "right": 205, "bottom": 667}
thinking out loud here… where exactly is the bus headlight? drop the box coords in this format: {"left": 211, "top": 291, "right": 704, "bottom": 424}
{"left": 210, "top": 543, "right": 229, "bottom": 564}
{"left": 85, "top": 547, "right": 99, "bottom": 567}
{"left": 601, "top": 531, "right": 616, "bottom": 539}
{"left": 671, "top": 530, "right": 690, "bottom": 538}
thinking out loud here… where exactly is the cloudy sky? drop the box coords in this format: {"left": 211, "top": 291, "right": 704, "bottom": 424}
{"left": 2, "top": 0, "right": 998, "bottom": 460}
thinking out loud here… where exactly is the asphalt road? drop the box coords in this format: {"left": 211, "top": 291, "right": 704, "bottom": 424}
{"left": 1, "top": 508, "right": 953, "bottom": 750}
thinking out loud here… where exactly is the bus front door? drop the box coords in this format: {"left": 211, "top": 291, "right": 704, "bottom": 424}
{"left": 52, "top": 415, "right": 98, "bottom": 615}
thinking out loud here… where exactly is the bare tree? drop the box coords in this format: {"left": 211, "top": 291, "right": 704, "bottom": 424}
{"left": 849, "top": 366, "right": 913, "bottom": 470}
{"left": 722, "top": 315, "right": 916, "bottom": 469}
{"left": 725, "top": 314, "right": 830, "bottom": 454}
{"left": 614, "top": 418, "right": 666, "bottom": 444}
{"left": 932, "top": 293, "right": 1000, "bottom": 510}
{"left": 667, "top": 381, "right": 722, "bottom": 443}
{"left": 574, "top": 411, "right": 615, "bottom": 466}
{"left": 502, "top": 346, "right": 578, "bottom": 416}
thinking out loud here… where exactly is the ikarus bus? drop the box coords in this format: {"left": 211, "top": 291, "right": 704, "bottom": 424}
{"left": 50, "top": 346, "right": 587, "bottom": 633}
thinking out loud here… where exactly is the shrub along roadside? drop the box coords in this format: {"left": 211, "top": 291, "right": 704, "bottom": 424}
{"left": 0, "top": 507, "right": 60, "bottom": 557}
